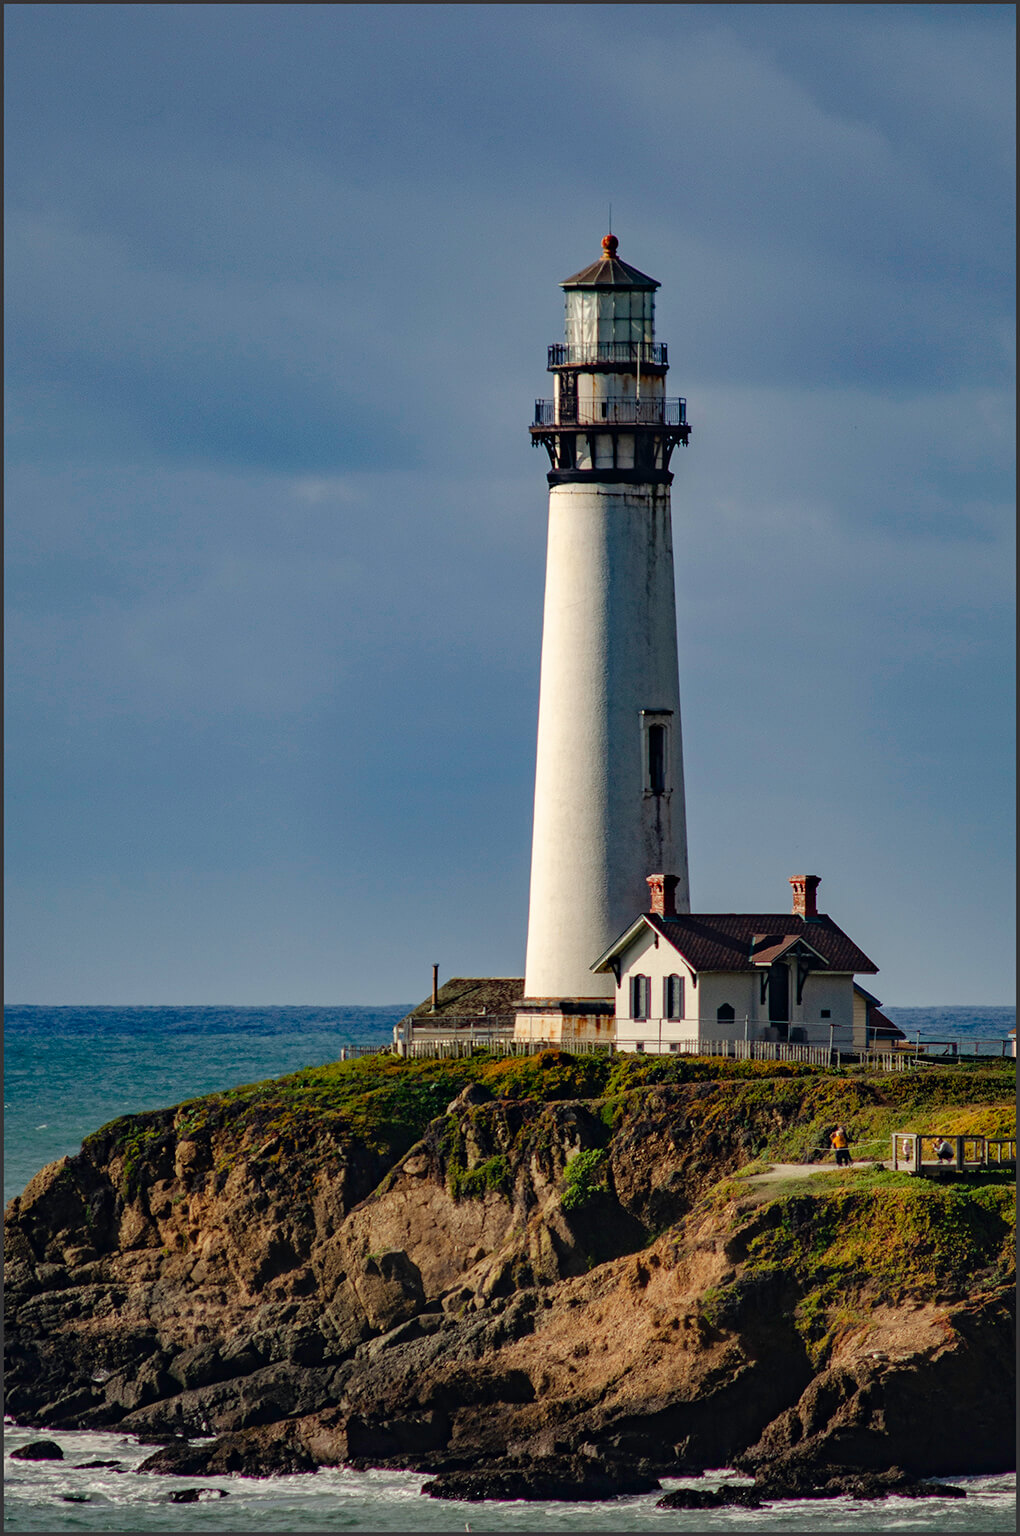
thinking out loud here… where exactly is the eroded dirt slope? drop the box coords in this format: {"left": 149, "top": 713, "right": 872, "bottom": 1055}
{"left": 5, "top": 1057, "right": 1015, "bottom": 1476}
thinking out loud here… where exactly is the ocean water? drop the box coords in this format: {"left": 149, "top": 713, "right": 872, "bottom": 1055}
{"left": 3, "top": 1005, "right": 408, "bottom": 1207}
{"left": 881, "top": 1006, "right": 1016, "bottom": 1049}
{"left": 2, "top": 1429, "right": 1015, "bottom": 1534}
{"left": 4, "top": 1004, "right": 1015, "bottom": 1532}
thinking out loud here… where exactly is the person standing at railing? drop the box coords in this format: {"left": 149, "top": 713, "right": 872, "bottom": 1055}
{"left": 830, "top": 1125, "right": 852, "bottom": 1167}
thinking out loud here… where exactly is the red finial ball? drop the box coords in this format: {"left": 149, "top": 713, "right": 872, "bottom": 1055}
{"left": 602, "top": 233, "right": 618, "bottom": 258}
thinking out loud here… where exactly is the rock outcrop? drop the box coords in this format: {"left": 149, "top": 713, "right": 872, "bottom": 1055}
{"left": 4, "top": 1054, "right": 1015, "bottom": 1487}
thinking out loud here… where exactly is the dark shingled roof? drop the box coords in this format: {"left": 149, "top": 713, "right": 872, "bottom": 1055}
{"left": 561, "top": 256, "right": 659, "bottom": 290}
{"left": 400, "top": 977, "right": 524, "bottom": 1025}
{"left": 747, "top": 934, "right": 830, "bottom": 966}
{"left": 644, "top": 913, "right": 878, "bottom": 974}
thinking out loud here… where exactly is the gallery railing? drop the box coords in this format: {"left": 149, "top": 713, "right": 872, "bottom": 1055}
{"left": 533, "top": 397, "right": 685, "bottom": 427}
{"left": 548, "top": 342, "right": 668, "bottom": 368}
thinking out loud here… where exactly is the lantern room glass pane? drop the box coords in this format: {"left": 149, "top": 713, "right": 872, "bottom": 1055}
{"left": 565, "top": 287, "right": 655, "bottom": 350}
{"left": 565, "top": 291, "right": 597, "bottom": 350}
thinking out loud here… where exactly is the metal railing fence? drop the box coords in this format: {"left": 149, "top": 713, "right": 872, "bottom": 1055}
{"left": 533, "top": 397, "right": 685, "bottom": 428}
{"left": 900, "top": 1037, "right": 1015, "bottom": 1059}
{"left": 340, "top": 1026, "right": 1011, "bottom": 1071}
{"left": 396, "top": 1013, "right": 517, "bottom": 1038}
{"left": 398, "top": 1035, "right": 614, "bottom": 1061}
{"left": 891, "top": 1133, "right": 1016, "bottom": 1173}
{"left": 394, "top": 1035, "right": 835, "bottom": 1066}
{"left": 548, "top": 342, "right": 668, "bottom": 368}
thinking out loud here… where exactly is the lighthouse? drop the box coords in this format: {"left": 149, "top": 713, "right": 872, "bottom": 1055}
{"left": 517, "top": 234, "right": 691, "bottom": 1042}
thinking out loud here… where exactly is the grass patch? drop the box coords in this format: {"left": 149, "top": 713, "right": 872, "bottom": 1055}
{"left": 730, "top": 1158, "right": 775, "bottom": 1180}
{"left": 81, "top": 1052, "right": 1013, "bottom": 1220}
{"left": 736, "top": 1177, "right": 1015, "bottom": 1364}
{"left": 117, "top": 1127, "right": 164, "bottom": 1199}
{"left": 451, "top": 1154, "right": 511, "bottom": 1201}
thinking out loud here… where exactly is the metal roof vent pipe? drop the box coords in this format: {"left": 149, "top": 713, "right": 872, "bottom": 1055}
{"left": 789, "top": 875, "right": 821, "bottom": 921}
{"left": 647, "top": 874, "right": 681, "bottom": 918}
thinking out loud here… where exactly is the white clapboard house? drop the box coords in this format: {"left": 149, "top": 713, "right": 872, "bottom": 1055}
{"left": 591, "top": 874, "right": 880, "bottom": 1054}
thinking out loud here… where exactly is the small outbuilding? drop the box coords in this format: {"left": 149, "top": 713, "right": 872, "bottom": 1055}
{"left": 592, "top": 874, "right": 879, "bottom": 1054}
{"left": 394, "top": 975, "right": 524, "bottom": 1049}
{"left": 852, "top": 984, "right": 906, "bottom": 1051}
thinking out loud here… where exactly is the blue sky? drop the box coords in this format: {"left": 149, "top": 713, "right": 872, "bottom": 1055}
{"left": 5, "top": 4, "right": 1015, "bottom": 1005}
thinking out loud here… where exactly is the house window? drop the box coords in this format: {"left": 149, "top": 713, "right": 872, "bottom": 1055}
{"left": 635, "top": 1041, "right": 645, "bottom": 1053}
{"left": 647, "top": 724, "right": 666, "bottom": 793}
{"left": 668, "top": 1042, "right": 680, "bottom": 1053}
{"left": 716, "top": 1003, "right": 735, "bottom": 1024}
{"left": 630, "top": 974, "right": 651, "bottom": 1020}
{"left": 821, "top": 1009, "right": 831, "bottom": 1019}
{"left": 664, "top": 974, "right": 684, "bottom": 1019}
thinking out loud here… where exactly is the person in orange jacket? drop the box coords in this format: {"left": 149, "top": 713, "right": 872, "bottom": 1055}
{"left": 830, "top": 1125, "right": 851, "bottom": 1167}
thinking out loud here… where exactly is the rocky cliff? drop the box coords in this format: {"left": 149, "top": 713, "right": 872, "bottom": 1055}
{"left": 5, "top": 1052, "right": 1015, "bottom": 1485}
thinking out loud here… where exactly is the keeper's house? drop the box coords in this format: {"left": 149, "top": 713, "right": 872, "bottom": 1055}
{"left": 591, "top": 874, "right": 880, "bottom": 1055}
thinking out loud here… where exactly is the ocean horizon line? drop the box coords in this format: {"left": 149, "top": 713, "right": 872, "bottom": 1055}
{"left": 5, "top": 1000, "right": 1015, "bottom": 1012}
{"left": 4, "top": 1001, "right": 415, "bottom": 1010}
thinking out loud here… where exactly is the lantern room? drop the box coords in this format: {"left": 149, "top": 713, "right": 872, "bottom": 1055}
{"left": 531, "top": 234, "right": 689, "bottom": 475}
{"left": 562, "top": 233, "right": 658, "bottom": 359}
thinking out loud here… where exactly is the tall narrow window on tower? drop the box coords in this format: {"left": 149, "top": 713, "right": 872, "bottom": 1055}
{"left": 648, "top": 724, "right": 666, "bottom": 794}
{"left": 642, "top": 710, "right": 672, "bottom": 795}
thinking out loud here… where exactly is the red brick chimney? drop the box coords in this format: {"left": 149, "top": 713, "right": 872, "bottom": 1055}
{"left": 789, "top": 875, "right": 821, "bottom": 920}
{"left": 647, "top": 873, "right": 680, "bottom": 918}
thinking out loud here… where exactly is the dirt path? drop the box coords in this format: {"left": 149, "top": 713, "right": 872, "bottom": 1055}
{"left": 740, "top": 1160, "right": 885, "bottom": 1186}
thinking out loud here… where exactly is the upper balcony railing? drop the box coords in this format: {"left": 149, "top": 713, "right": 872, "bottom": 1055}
{"left": 533, "top": 397, "right": 686, "bottom": 428}
{"left": 548, "top": 342, "right": 668, "bottom": 369}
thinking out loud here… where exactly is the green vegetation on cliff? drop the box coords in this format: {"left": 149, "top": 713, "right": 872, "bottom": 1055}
{"left": 86, "top": 1049, "right": 1014, "bottom": 1192}
{"left": 701, "top": 1173, "right": 1016, "bottom": 1368}
{"left": 10, "top": 1047, "right": 1016, "bottom": 1478}
{"left": 561, "top": 1148, "right": 609, "bottom": 1210}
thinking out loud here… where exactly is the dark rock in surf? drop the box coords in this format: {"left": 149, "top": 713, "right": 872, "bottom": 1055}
{"left": 422, "top": 1456, "right": 660, "bottom": 1502}
{"left": 10, "top": 1440, "right": 64, "bottom": 1461}
{"left": 657, "top": 1484, "right": 762, "bottom": 1508}
{"left": 139, "top": 1424, "right": 315, "bottom": 1478}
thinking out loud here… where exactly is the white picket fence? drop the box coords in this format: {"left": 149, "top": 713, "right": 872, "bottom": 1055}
{"left": 398, "top": 1035, "right": 612, "bottom": 1060}
{"left": 393, "top": 1034, "right": 847, "bottom": 1066}
{"left": 662, "top": 1036, "right": 832, "bottom": 1066}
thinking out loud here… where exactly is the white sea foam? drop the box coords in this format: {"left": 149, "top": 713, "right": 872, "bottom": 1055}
{"left": 3, "top": 1427, "right": 1015, "bottom": 1533}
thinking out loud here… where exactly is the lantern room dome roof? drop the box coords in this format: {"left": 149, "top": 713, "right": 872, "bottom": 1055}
{"left": 561, "top": 235, "right": 659, "bottom": 290}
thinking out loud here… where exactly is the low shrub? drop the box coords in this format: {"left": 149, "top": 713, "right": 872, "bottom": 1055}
{"left": 561, "top": 1147, "right": 608, "bottom": 1210}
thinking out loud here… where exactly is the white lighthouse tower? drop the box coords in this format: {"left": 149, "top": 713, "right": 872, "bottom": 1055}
{"left": 517, "top": 234, "right": 691, "bottom": 1042}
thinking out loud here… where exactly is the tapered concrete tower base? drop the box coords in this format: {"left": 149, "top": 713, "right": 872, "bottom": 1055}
{"left": 524, "top": 480, "right": 689, "bottom": 1002}
{"left": 518, "top": 235, "right": 692, "bottom": 1036}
